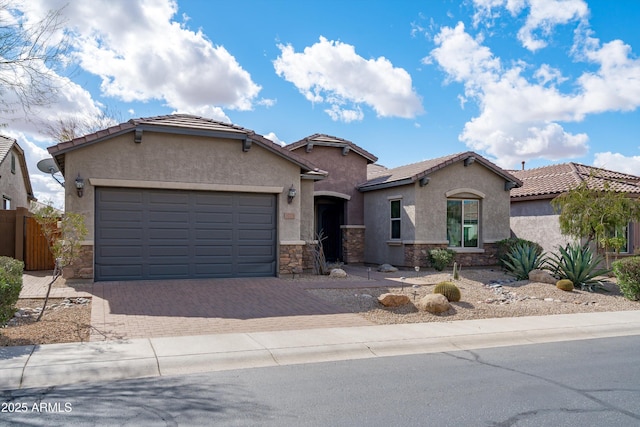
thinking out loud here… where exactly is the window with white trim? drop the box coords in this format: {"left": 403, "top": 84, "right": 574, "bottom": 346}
{"left": 11, "top": 153, "right": 16, "bottom": 174}
{"left": 447, "top": 199, "right": 479, "bottom": 248}
{"left": 607, "top": 223, "right": 630, "bottom": 253}
{"left": 390, "top": 199, "right": 401, "bottom": 240}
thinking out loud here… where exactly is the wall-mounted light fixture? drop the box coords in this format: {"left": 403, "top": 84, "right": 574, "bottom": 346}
{"left": 75, "top": 173, "right": 85, "bottom": 197}
{"left": 287, "top": 185, "right": 297, "bottom": 204}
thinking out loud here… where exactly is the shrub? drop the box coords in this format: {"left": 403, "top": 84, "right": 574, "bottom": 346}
{"left": 556, "top": 279, "right": 574, "bottom": 292}
{"left": 503, "top": 242, "right": 547, "bottom": 280}
{"left": 428, "top": 248, "right": 456, "bottom": 271}
{"left": 433, "top": 281, "right": 461, "bottom": 302}
{"left": 548, "top": 243, "right": 609, "bottom": 292}
{"left": 496, "top": 237, "right": 543, "bottom": 269}
{"left": 612, "top": 257, "right": 640, "bottom": 301}
{"left": 0, "top": 257, "right": 24, "bottom": 326}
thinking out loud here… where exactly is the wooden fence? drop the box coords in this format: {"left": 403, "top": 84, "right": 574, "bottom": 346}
{"left": 0, "top": 207, "right": 55, "bottom": 270}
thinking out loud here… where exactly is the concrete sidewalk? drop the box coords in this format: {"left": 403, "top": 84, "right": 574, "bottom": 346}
{"left": 2, "top": 310, "right": 640, "bottom": 391}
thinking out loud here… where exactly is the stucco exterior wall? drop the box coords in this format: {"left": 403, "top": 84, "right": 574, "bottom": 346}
{"left": 291, "top": 145, "right": 368, "bottom": 224}
{"left": 415, "top": 161, "right": 512, "bottom": 244}
{"left": 510, "top": 199, "right": 576, "bottom": 253}
{"left": 363, "top": 160, "right": 513, "bottom": 267}
{"left": 63, "top": 131, "right": 304, "bottom": 244}
{"left": 0, "top": 146, "right": 30, "bottom": 209}
{"left": 363, "top": 185, "right": 416, "bottom": 266}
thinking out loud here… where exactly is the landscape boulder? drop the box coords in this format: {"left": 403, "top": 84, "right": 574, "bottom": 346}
{"left": 377, "top": 293, "right": 410, "bottom": 307}
{"left": 377, "top": 264, "right": 398, "bottom": 273}
{"left": 528, "top": 269, "right": 557, "bottom": 284}
{"left": 329, "top": 268, "right": 347, "bottom": 278}
{"left": 416, "top": 294, "right": 451, "bottom": 314}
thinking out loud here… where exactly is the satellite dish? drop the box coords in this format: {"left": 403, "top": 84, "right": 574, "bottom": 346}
{"left": 37, "top": 158, "right": 59, "bottom": 174}
{"left": 37, "top": 158, "right": 64, "bottom": 187}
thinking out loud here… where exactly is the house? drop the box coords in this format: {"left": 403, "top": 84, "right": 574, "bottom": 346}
{"left": 47, "top": 114, "right": 523, "bottom": 281}
{"left": 47, "top": 114, "right": 327, "bottom": 281}
{"left": 0, "top": 135, "right": 36, "bottom": 210}
{"left": 358, "top": 152, "right": 522, "bottom": 268}
{"left": 286, "top": 134, "right": 378, "bottom": 264}
{"left": 510, "top": 163, "right": 640, "bottom": 255}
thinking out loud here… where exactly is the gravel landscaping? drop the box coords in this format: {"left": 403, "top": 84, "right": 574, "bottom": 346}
{"left": 308, "top": 269, "right": 640, "bottom": 324}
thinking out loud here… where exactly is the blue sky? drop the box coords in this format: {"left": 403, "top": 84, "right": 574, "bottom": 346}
{"left": 3, "top": 0, "right": 640, "bottom": 208}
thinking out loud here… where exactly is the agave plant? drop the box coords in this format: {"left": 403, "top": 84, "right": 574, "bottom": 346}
{"left": 548, "top": 243, "right": 610, "bottom": 292}
{"left": 503, "top": 242, "right": 547, "bottom": 280}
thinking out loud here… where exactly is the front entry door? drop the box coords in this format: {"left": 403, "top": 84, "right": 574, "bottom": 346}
{"left": 316, "top": 199, "right": 344, "bottom": 262}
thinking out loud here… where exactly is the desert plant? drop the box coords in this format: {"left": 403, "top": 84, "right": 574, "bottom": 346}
{"left": 502, "top": 242, "right": 548, "bottom": 280}
{"left": 496, "top": 237, "right": 543, "bottom": 268}
{"left": 612, "top": 256, "right": 640, "bottom": 301}
{"left": 556, "top": 279, "right": 574, "bottom": 292}
{"left": 428, "top": 248, "right": 456, "bottom": 271}
{"left": 548, "top": 243, "right": 609, "bottom": 292}
{"left": 433, "top": 281, "right": 461, "bottom": 302}
{"left": 452, "top": 262, "right": 460, "bottom": 280}
{"left": 32, "top": 204, "right": 88, "bottom": 320}
{"left": 0, "top": 257, "right": 24, "bottom": 326}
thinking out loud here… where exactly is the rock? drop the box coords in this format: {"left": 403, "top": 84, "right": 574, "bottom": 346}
{"left": 544, "top": 298, "right": 554, "bottom": 302}
{"left": 377, "top": 264, "right": 398, "bottom": 273}
{"left": 329, "top": 268, "right": 347, "bottom": 278}
{"left": 416, "top": 294, "right": 451, "bottom": 313}
{"left": 528, "top": 269, "right": 557, "bottom": 284}
{"left": 377, "top": 293, "right": 410, "bottom": 307}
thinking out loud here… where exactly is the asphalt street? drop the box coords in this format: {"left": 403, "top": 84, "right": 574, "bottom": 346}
{"left": 2, "top": 335, "right": 639, "bottom": 426}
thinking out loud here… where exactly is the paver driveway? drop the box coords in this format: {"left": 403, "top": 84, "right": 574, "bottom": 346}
{"left": 89, "top": 275, "right": 378, "bottom": 341}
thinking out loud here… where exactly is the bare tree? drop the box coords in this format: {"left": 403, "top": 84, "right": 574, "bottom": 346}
{"left": 0, "top": 1, "right": 69, "bottom": 118}
{"left": 40, "top": 106, "right": 123, "bottom": 142}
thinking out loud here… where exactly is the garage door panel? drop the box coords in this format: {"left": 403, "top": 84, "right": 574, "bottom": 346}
{"left": 95, "top": 187, "right": 277, "bottom": 281}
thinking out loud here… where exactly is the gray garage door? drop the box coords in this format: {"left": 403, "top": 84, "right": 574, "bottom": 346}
{"left": 95, "top": 187, "right": 277, "bottom": 281}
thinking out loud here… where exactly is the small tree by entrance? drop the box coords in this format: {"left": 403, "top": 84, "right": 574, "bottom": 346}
{"left": 551, "top": 178, "right": 640, "bottom": 268}
{"left": 32, "top": 204, "right": 88, "bottom": 321}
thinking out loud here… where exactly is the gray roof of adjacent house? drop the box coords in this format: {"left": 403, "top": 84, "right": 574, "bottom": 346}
{"left": 0, "top": 135, "right": 36, "bottom": 201}
{"left": 47, "top": 114, "right": 328, "bottom": 178}
{"left": 286, "top": 134, "right": 378, "bottom": 164}
{"left": 359, "top": 151, "right": 522, "bottom": 192}
{"left": 510, "top": 163, "right": 640, "bottom": 201}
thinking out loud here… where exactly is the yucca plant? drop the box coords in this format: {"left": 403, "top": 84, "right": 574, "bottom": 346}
{"left": 548, "top": 243, "right": 610, "bottom": 292}
{"left": 503, "top": 242, "right": 548, "bottom": 280}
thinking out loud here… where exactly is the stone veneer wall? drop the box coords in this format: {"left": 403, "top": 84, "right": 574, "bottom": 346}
{"left": 279, "top": 243, "right": 304, "bottom": 275}
{"left": 404, "top": 243, "right": 500, "bottom": 268}
{"left": 341, "top": 226, "right": 365, "bottom": 264}
{"left": 63, "top": 244, "right": 94, "bottom": 279}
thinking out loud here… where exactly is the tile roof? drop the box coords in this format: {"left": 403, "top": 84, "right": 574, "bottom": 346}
{"left": 0, "top": 135, "right": 15, "bottom": 163}
{"left": 359, "top": 151, "right": 522, "bottom": 191}
{"left": 286, "top": 133, "right": 378, "bottom": 163}
{"left": 47, "top": 114, "right": 327, "bottom": 177}
{"left": 510, "top": 163, "right": 640, "bottom": 200}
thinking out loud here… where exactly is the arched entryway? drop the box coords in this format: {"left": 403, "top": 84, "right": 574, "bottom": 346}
{"left": 315, "top": 196, "right": 346, "bottom": 262}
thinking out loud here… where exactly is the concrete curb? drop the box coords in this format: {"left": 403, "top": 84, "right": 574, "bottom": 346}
{"left": 2, "top": 311, "right": 639, "bottom": 390}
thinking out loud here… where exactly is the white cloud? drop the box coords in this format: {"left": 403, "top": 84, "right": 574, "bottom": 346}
{"left": 263, "top": 132, "right": 285, "bottom": 146}
{"left": 428, "top": 19, "right": 640, "bottom": 168}
{"left": 25, "top": 0, "right": 261, "bottom": 115}
{"left": 472, "top": 0, "right": 589, "bottom": 51}
{"left": 274, "top": 36, "right": 423, "bottom": 122}
{"left": 593, "top": 152, "right": 640, "bottom": 175}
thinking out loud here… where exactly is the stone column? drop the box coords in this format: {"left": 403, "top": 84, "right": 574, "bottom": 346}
{"left": 341, "top": 225, "right": 365, "bottom": 264}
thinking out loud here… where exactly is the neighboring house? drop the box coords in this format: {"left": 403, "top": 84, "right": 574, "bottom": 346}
{"left": 286, "top": 134, "right": 378, "bottom": 263}
{"left": 0, "top": 135, "right": 36, "bottom": 210}
{"left": 358, "top": 152, "right": 522, "bottom": 268}
{"left": 510, "top": 163, "right": 640, "bottom": 255}
{"left": 47, "top": 115, "right": 327, "bottom": 281}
